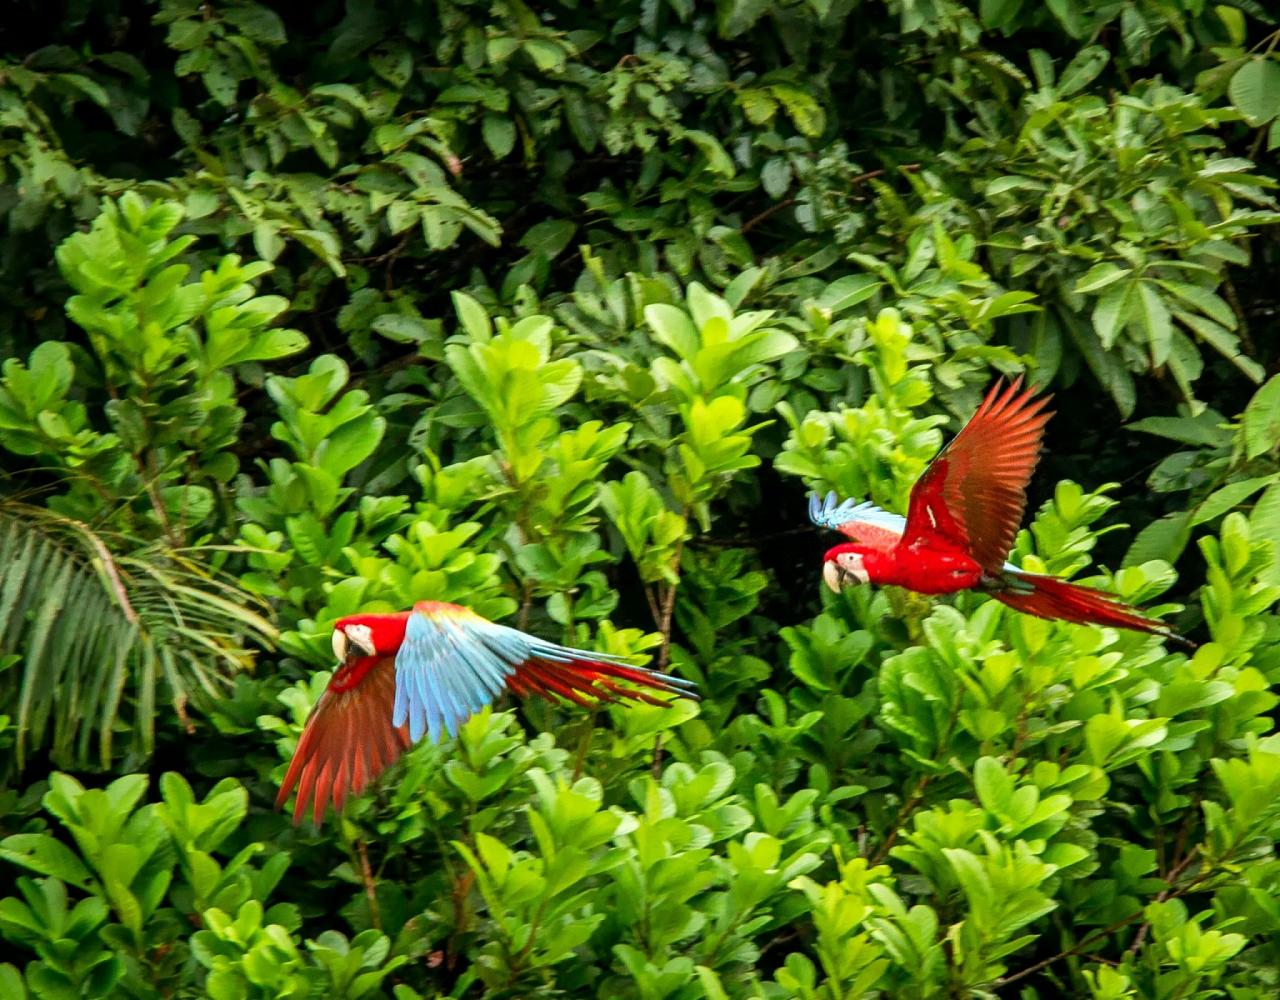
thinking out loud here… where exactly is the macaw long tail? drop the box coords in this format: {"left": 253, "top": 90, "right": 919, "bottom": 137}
{"left": 506, "top": 656, "right": 701, "bottom": 708}
{"left": 991, "top": 570, "right": 1195, "bottom": 649}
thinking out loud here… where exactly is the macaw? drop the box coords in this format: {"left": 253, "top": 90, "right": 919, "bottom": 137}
{"left": 812, "top": 376, "right": 1193, "bottom": 647}
{"left": 277, "top": 600, "right": 697, "bottom": 823}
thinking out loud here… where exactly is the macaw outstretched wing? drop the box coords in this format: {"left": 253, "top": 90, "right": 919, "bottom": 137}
{"left": 276, "top": 656, "right": 410, "bottom": 825}
{"left": 391, "top": 602, "right": 697, "bottom": 745}
{"left": 902, "top": 376, "right": 1053, "bottom": 572}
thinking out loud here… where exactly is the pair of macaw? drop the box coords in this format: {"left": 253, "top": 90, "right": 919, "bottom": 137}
{"left": 279, "top": 377, "right": 1188, "bottom": 823}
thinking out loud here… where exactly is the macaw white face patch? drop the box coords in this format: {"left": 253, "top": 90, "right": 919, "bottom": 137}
{"left": 824, "top": 552, "right": 869, "bottom": 592}
{"left": 838, "top": 551, "right": 870, "bottom": 584}
{"left": 333, "top": 622, "right": 376, "bottom": 661}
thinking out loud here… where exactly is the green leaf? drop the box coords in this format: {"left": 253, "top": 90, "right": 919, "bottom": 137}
{"left": 1091, "top": 281, "right": 1135, "bottom": 349}
{"left": 1243, "top": 374, "right": 1280, "bottom": 460}
{"left": 769, "top": 85, "right": 827, "bottom": 137}
{"left": 1229, "top": 57, "right": 1280, "bottom": 127}
{"left": 980, "top": 0, "right": 1025, "bottom": 30}
{"left": 1074, "top": 263, "right": 1130, "bottom": 294}
{"left": 371, "top": 315, "right": 437, "bottom": 344}
{"left": 223, "top": 5, "right": 286, "bottom": 45}
{"left": 1135, "top": 281, "right": 1172, "bottom": 366}
{"left": 645, "top": 304, "right": 699, "bottom": 360}
{"left": 683, "top": 130, "right": 736, "bottom": 177}
{"left": 1173, "top": 309, "right": 1261, "bottom": 381}
{"left": 518, "top": 220, "right": 576, "bottom": 258}
{"left": 0, "top": 964, "right": 25, "bottom": 1000}
{"left": 0, "top": 834, "right": 93, "bottom": 888}
{"left": 482, "top": 114, "right": 516, "bottom": 158}
{"left": 452, "top": 291, "right": 492, "bottom": 341}
{"left": 973, "top": 757, "right": 1012, "bottom": 813}
{"left": 1157, "top": 280, "right": 1236, "bottom": 329}
{"left": 370, "top": 47, "right": 413, "bottom": 88}
{"left": 1218, "top": 5, "right": 1246, "bottom": 46}
{"left": 1128, "top": 412, "right": 1229, "bottom": 447}
{"left": 1193, "top": 476, "right": 1275, "bottom": 525}
{"left": 1124, "top": 510, "right": 1192, "bottom": 567}
{"left": 816, "top": 275, "right": 880, "bottom": 314}
{"left": 293, "top": 229, "right": 346, "bottom": 276}
{"left": 1057, "top": 45, "right": 1109, "bottom": 96}
{"left": 523, "top": 38, "right": 567, "bottom": 72}
{"left": 1250, "top": 482, "right": 1280, "bottom": 587}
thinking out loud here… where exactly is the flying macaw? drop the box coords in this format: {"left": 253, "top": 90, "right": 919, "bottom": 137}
{"left": 277, "top": 600, "right": 697, "bottom": 823}
{"left": 812, "top": 376, "right": 1194, "bottom": 647}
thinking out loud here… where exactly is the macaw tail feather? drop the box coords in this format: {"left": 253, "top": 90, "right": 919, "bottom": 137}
{"left": 991, "top": 570, "right": 1195, "bottom": 648}
{"left": 507, "top": 656, "right": 700, "bottom": 708}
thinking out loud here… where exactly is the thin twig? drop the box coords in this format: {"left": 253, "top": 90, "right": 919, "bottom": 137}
{"left": 869, "top": 775, "right": 930, "bottom": 865}
{"left": 656, "top": 532, "right": 686, "bottom": 672}
{"left": 756, "top": 928, "right": 800, "bottom": 961}
{"left": 356, "top": 839, "right": 382, "bottom": 930}
{"left": 518, "top": 579, "right": 534, "bottom": 631}
{"left": 1126, "top": 848, "right": 1201, "bottom": 958}
{"left": 446, "top": 870, "right": 475, "bottom": 969}
{"left": 643, "top": 585, "right": 662, "bottom": 627}
{"left": 572, "top": 711, "right": 596, "bottom": 782}
{"left": 1221, "top": 274, "right": 1253, "bottom": 353}
{"left": 740, "top": 198, "right": 798, "bottom": 234}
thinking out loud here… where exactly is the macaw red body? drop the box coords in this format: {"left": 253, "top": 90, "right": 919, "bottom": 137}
{"left": 813, "top": 377, "right": 1193, "bottom": 646}
{"left": 277, "top": 601, "right": 696, "bottom": 824}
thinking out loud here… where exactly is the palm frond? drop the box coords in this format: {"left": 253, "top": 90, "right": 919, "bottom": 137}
{"left": 0, "top": 503, "right": 277, "bottom": 769}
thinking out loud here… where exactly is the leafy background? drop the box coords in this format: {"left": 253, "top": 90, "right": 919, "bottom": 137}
{"left": 2, "top": 0, "right": 1280, "bottom": 997}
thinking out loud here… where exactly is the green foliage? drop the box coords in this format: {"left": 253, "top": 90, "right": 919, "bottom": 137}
{"left": 0, "top": 504, "right": 275, "bottom": 770}
{"left": 3, "top": 1, "right": 1280, "bottom": 998}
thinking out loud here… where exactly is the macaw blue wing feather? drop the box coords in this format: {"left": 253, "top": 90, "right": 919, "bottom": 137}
{"left": 392, "top": 602, "right": 697, "bottom": 745}
{"left": 808, "top": 490, "right": 908, "bottom": 547}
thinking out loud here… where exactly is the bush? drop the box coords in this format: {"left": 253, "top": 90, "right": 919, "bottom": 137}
{"left": 2, "top": 2, "right": 1280, "bottom": 997}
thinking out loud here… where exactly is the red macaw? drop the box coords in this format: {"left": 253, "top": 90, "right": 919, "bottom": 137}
{"left": 277, "top": 600, "right": 697, "bottom": 823}
{"left": 812, "top": 376, "right": 1193, "bottom": 647}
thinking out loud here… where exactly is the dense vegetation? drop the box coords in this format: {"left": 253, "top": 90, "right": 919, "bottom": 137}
{"left": 2, "top": 0, "right": 1280, "bottom": 996}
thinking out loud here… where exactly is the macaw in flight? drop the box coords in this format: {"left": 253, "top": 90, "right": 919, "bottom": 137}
{"left": 812, "top": 376, "right": 1193, "bottom": 647}
{"left": 277, "top": 601, "right": 697, "bottom": 824}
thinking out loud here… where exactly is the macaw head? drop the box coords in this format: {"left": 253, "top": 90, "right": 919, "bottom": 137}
{"left": 331, "top": 613, "right": 411, "bottom": 662}
{"left": 822, "top": 543, "right": 872, "bottom": 592}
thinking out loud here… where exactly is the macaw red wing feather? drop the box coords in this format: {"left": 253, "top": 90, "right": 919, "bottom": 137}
{"left": 275, "top": 656, "right": 411, "bottom": 825}
{"left": 509, "top": 657, "right": 680, "bottom": 708}
{"left": 903, "top": 376, "right": 1053, "bottom": 572}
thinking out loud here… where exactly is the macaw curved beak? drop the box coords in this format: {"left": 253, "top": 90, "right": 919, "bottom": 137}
{"left": 331, "top": 623, "right": 377, "bottom": 662}
{"left": 823, "top": 560, "right": 844, "bottom": 593}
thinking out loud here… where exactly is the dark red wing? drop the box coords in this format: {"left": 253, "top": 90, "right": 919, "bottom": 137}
{"left": 902, "top": 377, "right": 1054, "bottom": 572}
{"left": 275, "top": 656, "right": 411, "bottom": 825}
